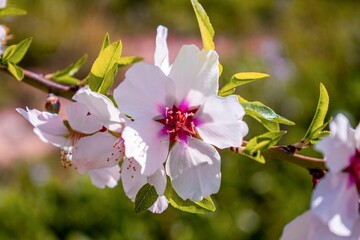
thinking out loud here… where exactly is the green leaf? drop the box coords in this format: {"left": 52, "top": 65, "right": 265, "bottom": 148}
{"left": 245, "top": 131, "right": 287, "bottom": 152}
{"left": 218, "top": 63, "right": 223, "bottom": 76}
{"left": 310, "top": 130, "right": 331, "bottom": 145}
{"left": 134, "top": 184, "right": 158, "bottom": 214}
{"left": 2, "top": 38, "right": 32, "bottom": 64}
{"left": 241, "top": 131, "right": 286, "bottom": 164}
{"left": 101, "top": 33, "right": 111, "bottom": 51}
{"left": 219, "top": 72, "right": 269, "bottom": 96}
{"left": 239, "top": 98, "right": 295, "bottom": 129}
{"left": 7, "top": 62, "right": 23, "bottom": 80}
{"left": 46, "top": 55, "right": 87, "bottom": 84}
{"left": 240, "top": 150, "right": 266, "bottom": 164}
{"left": 248, "top": 115, "right": 280, "bottom": 132}
{"left": 303, "top": 83, "right": 329, "bottom": 141}
{"left": 191, "top": 0, "right": 215, "bottom": 50}
{"left": 0, "top": 7, "right": 26, "bottom": 18}
{"left": 118, "top": 56, "right": 143, "bottom": 67}
{"left": 164, "top": 182, "right": 215, "bottom": 214}
{"left": 89, "top": 40, "right": 122, "bottom": 94}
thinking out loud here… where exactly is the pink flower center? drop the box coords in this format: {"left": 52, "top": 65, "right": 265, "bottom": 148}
{"left": 344, "top": 150, "right": 360, "bottom": 193}
{"left": 157, "top": 105, "right": 199, "bottom": 142}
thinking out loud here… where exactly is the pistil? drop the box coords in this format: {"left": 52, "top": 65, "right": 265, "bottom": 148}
{"left": 157, "top": 105, "right": 199, "bottom": 142}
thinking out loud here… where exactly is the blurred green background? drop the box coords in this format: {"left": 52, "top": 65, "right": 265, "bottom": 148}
{"left": 1, "top": 0, "right": 360, "bottom": 239}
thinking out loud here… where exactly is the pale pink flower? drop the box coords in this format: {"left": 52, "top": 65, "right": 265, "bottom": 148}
{"left": 281, "top": 210, "right": 360, "bottom": 240}
{"left": 121, "top": 157, "right": 168, "bottom": 213}
{"left": 312, "top": 114, "right": 360, "bottom": 236}
{"left": 17, "top": 87, "right": 125, "bottom": 188}
{"left": 0, "top": 0, "right": 6, "bottom": 9}
{"left": 114, "top": 26, "right": 248, "bottom": 201}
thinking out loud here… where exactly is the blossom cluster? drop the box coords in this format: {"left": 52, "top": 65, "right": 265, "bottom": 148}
{"left": 17, "top": 26, "right": 248, "bottom": 213}
{"left": 281, "top": 114, "right": 360, "bottom": 239}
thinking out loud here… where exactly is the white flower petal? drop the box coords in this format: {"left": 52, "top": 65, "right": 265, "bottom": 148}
{"left": 311, "top": 173, "right": 359, "bottom": 237}
{"left": 355, "top": 124, "right": 360, "bottom": 151}
{"left": 281, "top": 211, "right": 312, "bottom": 240}
{"left": 154, "top": 25, "right": 170, "bottom": 75}
{"left": 148, "top": 196, "right": 169, "bottom": 214}
{"left": 17, "top": 107, "right": 68, "bottom": 136}
{"left": 196, "top": 95, "right": 247, "bottom": 149}
{"left": 0, "top": 25, "right": 7, "bottom": 51}
{"left": 33, "top": 128, "right": 67, "bottom": 147}
{"left": 148, "top": 167, "right": 167, "bottom": 196}
{"left": 121, "top": 157, "right": 147, "bottom": 201}
{"left": 0, "top": 0, "right": 6, "bottom": 9}
{"left": 17, "top": 107, "right": 68, "bottom": 147}
{"left": 114, "top": 62, "right": 175, "bottom": 119}
{"left": 316, "top": 114, "right": 356, "bottom": 172}
{"left": 122, "top": 120, "right": 169, "bottom": 176}
{"left": 166, "top": 139, "right": 221, "bottom": 202}
{"left": 87, "top": 165, "right": 120, "bottom": 188}
{"left": 281, "top": 211, "right": 360, "bottom": 240}
{"left": 72, "top": 86, "right": 124, "bottom": 131}
{"left": 67, "top": 102, "right": 102, "bottom": 134}
{"left": 72, "top": 132, "right": 122, "bottom": 174}
{"left": 168, "top": 45, "right": 219, "bottom": 107}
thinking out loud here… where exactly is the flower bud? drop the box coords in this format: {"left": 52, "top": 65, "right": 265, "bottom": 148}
{"left": 45, "top": 93, "right": 61, "bottom": 113}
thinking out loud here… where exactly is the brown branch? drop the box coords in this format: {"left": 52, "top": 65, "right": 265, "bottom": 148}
{"left": 231, "top": 142, "right": 327, "bottom": 171}
{"left": 262, "top": 146, "right": 326, "bottom": 170}
{"left": 1, "top": 67, "right": 81, "bottom": 100}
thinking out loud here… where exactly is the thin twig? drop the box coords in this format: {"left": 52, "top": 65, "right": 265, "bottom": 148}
{"left": 1, "top": 67, "right": 81, "bottom": 100}
{"left": 231, "top": 142, "right": 326, "bottom": 170}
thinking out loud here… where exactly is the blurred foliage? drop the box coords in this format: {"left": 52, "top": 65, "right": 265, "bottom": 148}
{"left": 1, "top": 0, "right": 360, "bottom": 239}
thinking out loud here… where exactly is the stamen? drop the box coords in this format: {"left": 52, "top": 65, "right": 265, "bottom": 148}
{"left": 156, "top": 105, "right": 199, "bottom": 142}
{"left": 60, "top": 132, "right": 84, "bottom": 169}
{"left": 105, "top": 138, "right": 125, "bottom": 163}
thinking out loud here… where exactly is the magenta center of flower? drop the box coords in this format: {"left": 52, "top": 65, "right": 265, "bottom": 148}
{"left": 157, "top": 105, "right": 199, "bottom": 142}
{"left": 344, "top": 150, "right": 360, "bottom": 193}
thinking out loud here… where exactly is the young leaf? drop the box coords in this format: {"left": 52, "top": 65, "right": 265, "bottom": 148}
{"left": 303, "top": 83, "right": 329, "bottom": 141}
{"left": 249, "top": 115, "right": 280, "bottom": 132}
{"left": 46, "top": 55, "right": 87, "bottom": 85}
{"left": 134, "top": 184, "right": 158, "bottom": 214}
{"left": 219, "top": 72, "right": 269, "bottom": 96}
{"left": 89, "top": 40, "right": 122, "bottom": 94}
{"left": 245, "top": 131, "right": 287, "bottom": 152}
{"left": 118, "top": 56, "right": 143, "bottom": 67}
{"left": 240, "top": 150, "right": 266, "bottom": 164}
{"left": 101, "top": 33, "right": 110, "bottom": 52}
{"left": 7, "top": 62, "right": 23, "bottom": 80}
{"left": 0, "top": 7, "right": 26, "bottom": 18}
{"left": 238, "top": 97, "right": 295, "bottom": 129}
{"left": 2, "top": 38, "right": 32, "bottom": 64}
{"left": 165, "top": 182, "right": 216, "bottom": 214}
{"left": 238, "top": 131, "right": 286, "bottom": 164}
{"left": 191, "top": 0, "right": 215, "bottom": 50}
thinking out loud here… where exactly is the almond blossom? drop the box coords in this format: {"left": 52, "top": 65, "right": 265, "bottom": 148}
{"left": 114, "top": 26, "right": 248, "bottom": 202}
{"left": 17, "top": 87, "right": 125, "bottom": 188}
{"left": 0, "top": 0, "right": 6, "bottom": 9}
{"left": 121, "top": 157, "right": 168, "bottom": 213}
{"left": 281, "top": 210, "right": 360, "bottom": 240}
{"left": 311, "top": 114, "right": 360, "bottom": 236}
